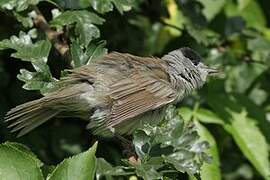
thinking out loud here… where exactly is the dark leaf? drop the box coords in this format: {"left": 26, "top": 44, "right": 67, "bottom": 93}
{"left": 71, "top": 40, "right": 107, "bottom": 67}
{"left": 51, "top": 10, "right": 105, "bottom": 47}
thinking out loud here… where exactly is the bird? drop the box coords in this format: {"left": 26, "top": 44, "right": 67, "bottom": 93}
{"left": 5, "top": 47, "right": 217, "bottom": 138}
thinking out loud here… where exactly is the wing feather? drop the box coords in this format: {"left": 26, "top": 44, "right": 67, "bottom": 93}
{"left": 107, "top": 75, "right": 175, "bottom": 128}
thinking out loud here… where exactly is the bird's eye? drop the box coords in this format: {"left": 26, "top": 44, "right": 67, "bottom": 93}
{"left": 190, "top": 59, "right": 200, "bottom": 66}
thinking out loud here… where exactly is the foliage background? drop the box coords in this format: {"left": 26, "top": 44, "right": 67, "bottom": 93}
{"left": 0, "top": 0, "right": 270, "bottom": 179}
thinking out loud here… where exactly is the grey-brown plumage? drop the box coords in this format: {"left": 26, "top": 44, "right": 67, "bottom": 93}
{"left": 5, "top": 47, "right": 216, "bottom": 137}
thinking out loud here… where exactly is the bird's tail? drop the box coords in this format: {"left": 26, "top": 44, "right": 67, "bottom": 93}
{"left": 5, "top": 99, "right": 60, "bottom": 137}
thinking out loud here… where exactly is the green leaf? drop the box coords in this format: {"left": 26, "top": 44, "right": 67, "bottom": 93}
{"left": 96, "top": 158, "right": 134, "bottom": 179}
{"left": 247, "top": 36, "right": 270, "bottom": 64}
{"left": 5, "top": 142, "right": 43, "bottom": 167}
{"left": 79, "top": 0, "right": 113, "bottom": 13}
{"left": 185, "top": 20, "right": 219, "bottom": 45}
{"left": 163, "top": 0, "right": 184, "bottom": 36}
{"left": 248, "top": 86, "right": 268, "bottom": 105}
{"left": 235, "top": 94, "right": 270, "bottom": 143}
{"left": 112, "top": 0, "right": 135, "bottom": 14}
{"left": 178, "top": 107, "right": 224, "bottom": 125}
{"left": 194, "top": 108, "right": 224, "bottom": 125}
{"left": 85, "top": 41, "right": 108, "bottom": 64}
{"left": 47, "top": 142, "right": 98, "bottom": 180}
{"left": 0, "top": 142, "right": 44, "bottom": 180}
{"left": 195, "top": 122, "right": 221, "bottom": 180}
{"left": 71, "top": 40, "right": 107, "bottom": 67}
{"left": 240, "top": 1, "right": 266, "bottom": 31}
{"left": 79, "top": 0, "right": 135, "bottom": 14}
{"left": 133, "top": 130, "right": 151, "bottom": 160}
{"left": 225, "top": 112, "right": 270, "bottom": 179}
{"left": 17, "top": 69, "right": 57, "bottom": 95}
{"left": 197, "top": 0, "right": 226, "bottom": 21}
{"left": 0, "top": 31, "right": 56, "bottom": 95}
{"left": 0, "top": 31, "right": 51, "bottom": 67}
{"left": 0, "top": 0, "right": 42, "bottom": 12}
{"left": 129, "top": 16, "right": 174, "bottom": 54}
{"left": 177, "top": 107, "right": 193, "bottom": 121}
{"left": 207, "top": 95, "right": 270, "bottom": 179}
{"left": 96, "top": 158, "right": 114, "bottom": 180}
{"left": 133, "top": 106, "right": 210, "bottom": 175}
{"left": 135, "top": 164, "right": 162, "bottom": 180}
{"left": 13, "top": 12, "right": 33, "bottom": 27}
{"left": 237, "top": 0, "right": 251, "bottom": 10}
{"left": 225, "top": 63, "right": 266, "bottom": 93}
{"left": 52, "top": 0, "right": 80, "bottom": 9}
{"left": 163, "top": 149, "right": 199, "bottom": 174}
{"left": 51, "top": 10, "right": 105, "bottom": 47}
{"left": 224, "top": 0, "right": 266, "bottom": 31}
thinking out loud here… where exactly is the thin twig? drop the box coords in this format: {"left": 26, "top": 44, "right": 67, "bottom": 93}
{"left": 32, "top": 6, "right": 72, "bottom": 68}
{"left": 159, "top": 19, "right": 183, "bottom": 32}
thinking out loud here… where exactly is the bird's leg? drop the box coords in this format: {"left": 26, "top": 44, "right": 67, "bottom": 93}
{"left": 114, "top": 133, "right": 138, "bottom": 165}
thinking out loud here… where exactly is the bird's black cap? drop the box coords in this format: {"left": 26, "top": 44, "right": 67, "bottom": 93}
{"left": 180, "top": 47, "right": 201, "bottom": 65}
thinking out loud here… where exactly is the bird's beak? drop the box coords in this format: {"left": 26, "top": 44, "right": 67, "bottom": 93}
{"left": 206, "top": 68, "right": 219, "bottom": 76}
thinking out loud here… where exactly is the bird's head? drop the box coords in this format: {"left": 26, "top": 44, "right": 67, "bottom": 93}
{"left": 162, "top": 47, "right": 217, "bottom": 92}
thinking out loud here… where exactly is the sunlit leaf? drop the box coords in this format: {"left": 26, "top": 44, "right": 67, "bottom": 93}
{"left": 197, "top": 0, "right": 226, "bottom": 21}
{"left": 194, "top": 108, "right": 225, "bottom": 125}
{"left": 163, "top": 0, "right": 184, "bottom": 36}
{"left": 0, "top": 142, "right": 44, "bottom": 180}
{"left": 236, "top": 0, "right": 251, "bottom": 10}
{"left": 207, "top": 94, "right": 270, "bottom": 179}
{"left": 0, "top": 31, "right": 56, "bottom": 95}
{"left": 79, "top": 0, "right": 113, "bottom": 13}
{"left": 177, "top": 107, "right": 193, "bottom": 122}
{"left": 79, "top": 0, "right": 135, "bottom": 14}
{"left": 13, "top": 11, "right": 33, "bottom": 27}
{"left": 225, "top": 112, "right": 270, "bottom": 179}
{"left": 0, "top": 0, "right": 42, "bottom": 12}
{"left": 0, "top": 31, "right": 50, "bottom": 66}
{"left": 47, "top": 142, "right": 98, "bottom": 180}
{"left": 112, "top": 0, "right": 136, "bottom": 13}
{"left": 195, "top": 122, "right": 221, "bottom": 180}
{"left": 133, "top": 106, "right": 210, "bottom": 175}
{"left": 224, "top": 0, "right": 266, "bottom": 31}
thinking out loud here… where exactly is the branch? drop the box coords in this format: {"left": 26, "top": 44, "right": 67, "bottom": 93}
{"left": 159, "top": 19, "right": 183, "bottom": 32}
{"left": 32, "top": 6, "right": 73, "bottom": 68}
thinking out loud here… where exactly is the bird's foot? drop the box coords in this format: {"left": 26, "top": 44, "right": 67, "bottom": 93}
{"left": 114, "top": 133, "right": 138, "bottom": 165}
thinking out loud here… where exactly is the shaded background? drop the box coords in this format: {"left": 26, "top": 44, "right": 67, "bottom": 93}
{"left": 0, "top": 0, "right": 270, "bottom": 179}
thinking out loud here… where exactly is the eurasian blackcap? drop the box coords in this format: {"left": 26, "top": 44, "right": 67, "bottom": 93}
{"left": 5, "top": 47, "right": 217, "bottom": 137}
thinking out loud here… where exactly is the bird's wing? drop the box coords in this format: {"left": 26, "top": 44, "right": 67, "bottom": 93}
{"left": 63, "top": 52, "right": 169, "bottom": 82}
{"left": 62, "top": 52, "right": 176, "bottom": 131}
{"left": 106, "top": 74, "right": 176, "bottom": 128}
